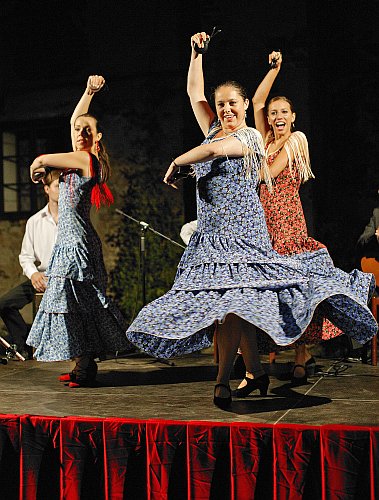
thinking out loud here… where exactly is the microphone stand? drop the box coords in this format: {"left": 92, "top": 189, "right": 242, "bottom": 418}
{"left": 116, "top": 209, "right": 186, "bottom": 366}
{"left": 0, "top": 335, "right": 26, "bottom": 363}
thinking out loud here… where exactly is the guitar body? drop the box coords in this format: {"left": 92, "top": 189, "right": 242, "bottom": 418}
{"left": 361, "top": 257, "right": 379, "bottom": 285}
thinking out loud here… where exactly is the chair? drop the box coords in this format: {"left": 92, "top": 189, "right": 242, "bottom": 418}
{"left": 360, "top": 257, "right": 378, "bottom": 366}
{"left": 32, "top": 292, "right": 44, "bottom": 318}
{"left": 368, "top": 296, "right": 378, "bottom": 365}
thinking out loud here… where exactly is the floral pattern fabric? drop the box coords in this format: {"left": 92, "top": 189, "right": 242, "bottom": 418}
{"left": 27, "top": 156, "right": 131, "bottom": 361}
{"left": 126, "top": 126, "right": 377, "bottom": 359}
{"left": 260, "top": 141, "right": 343, "bottom": 346}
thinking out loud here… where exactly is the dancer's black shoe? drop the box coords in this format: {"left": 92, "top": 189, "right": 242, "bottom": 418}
{"left": 213, "top": 383, "right": 232, "bottom": 410}
{"left": 232, "top": 373, "right": 269, "bottom": 397}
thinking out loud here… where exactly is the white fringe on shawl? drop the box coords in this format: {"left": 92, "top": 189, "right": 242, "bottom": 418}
{"left": 234, "top": 127, "right": 273, "bottom": 192}
{"left": 283, "top": 131, "right": 314, "bottom": 183}
{"left": 207, "top": 123, "right": 273, "bottom": 191}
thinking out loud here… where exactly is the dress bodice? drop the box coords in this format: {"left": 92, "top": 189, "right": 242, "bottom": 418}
{"left": 194, "top": 126, "right": 271, "bottom": 247}
{"left": 57, "top": 172, "right": 96, "bottom": 245}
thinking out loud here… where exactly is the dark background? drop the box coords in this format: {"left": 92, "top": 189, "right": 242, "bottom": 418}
{"left": 0, "top": 0, "right": 378, "bottom": 274}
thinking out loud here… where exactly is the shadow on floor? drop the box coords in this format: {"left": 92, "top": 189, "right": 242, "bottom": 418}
{"left": 228, "top": 383, "right": 332, "bottom": 414}
{"left": 96, "top": 364, "right": 218, "bottom": 387}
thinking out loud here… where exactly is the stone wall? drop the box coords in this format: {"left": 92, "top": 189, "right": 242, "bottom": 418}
{"left": 0, "top": 75, "right": 185, "bottom": 330}
{"left": 0, "top": 219, "right": 32, "bottom": 328}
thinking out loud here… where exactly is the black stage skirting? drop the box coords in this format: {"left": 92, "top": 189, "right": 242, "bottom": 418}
{"left": 0, "top": 414, "right": 378, "bottom": 499}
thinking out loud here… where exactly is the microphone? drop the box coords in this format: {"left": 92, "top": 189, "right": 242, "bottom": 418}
{"left": 193, "top": 26, "right": 222, "bottom": 54}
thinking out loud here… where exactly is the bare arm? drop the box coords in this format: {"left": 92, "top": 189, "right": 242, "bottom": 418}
{"left": 259, "top": 145, "right": 289, "bottom": 180}
{"left": 164, "top": 136, "right": 243, "bottom": 186}
{"left": 252, "top": 51, "right": 282, "bottom": 139}
{"left": 70, "top": 75, "right": 105, "bottom": 151}
{"left": 30, "top": 151, "right": 91, "bottom": 182}
{"left": 259, "top": 131, "right": 310, "bottom": 181}
{"left": 187, "top": 32, "right": 216, "bottom": 136}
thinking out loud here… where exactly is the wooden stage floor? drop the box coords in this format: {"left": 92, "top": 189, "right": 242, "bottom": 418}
{"left": 1, "top": 349, "right": 378, "bottom": 426}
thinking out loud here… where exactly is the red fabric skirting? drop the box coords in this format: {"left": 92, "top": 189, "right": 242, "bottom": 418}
{"left": 0, "top": 415, "right": 377, "bottom": 499}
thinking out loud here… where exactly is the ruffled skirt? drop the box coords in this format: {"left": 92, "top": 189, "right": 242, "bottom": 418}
{"left": 27, "top": 244, "right": 131, "bottom": 361}
{"left": 126, "top": 233, "right": 377, "bottom": 359}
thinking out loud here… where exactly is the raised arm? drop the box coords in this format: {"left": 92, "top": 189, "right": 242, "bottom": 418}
{"left": 252, "top": 51, "right": 282, "bottom": 139}
{"left": 70, "top": 75, "right": 105, "bottom": 151}
{"left": 187, "top": 32, "right": 216, "bottom": 136}
{"left": 30, "top": 151, "right": 92, "bottom": 182}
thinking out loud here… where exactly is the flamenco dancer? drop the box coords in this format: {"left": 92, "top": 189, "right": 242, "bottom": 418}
{"left": 126, "top": 32, "right": 377, "bottom": 409}
{"left": 235, "top": 50, "right": 347, "bottom": 393}
{"left": 27, "top": 76, "right": 131, "bottom": 387}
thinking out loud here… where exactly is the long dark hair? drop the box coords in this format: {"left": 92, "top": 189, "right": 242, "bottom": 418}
{"left": 76, "top": 113, "right": 111, "bottom": 182}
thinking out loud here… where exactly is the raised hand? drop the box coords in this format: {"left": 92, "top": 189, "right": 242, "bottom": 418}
{"left": 86, "top": 75, "right": 106, "bottom": 95}
{"left": 191, "top": 32, "right": 209, "bottom": 53}
{"left": 269, "top": 51, "right": 282, "bottom": 69}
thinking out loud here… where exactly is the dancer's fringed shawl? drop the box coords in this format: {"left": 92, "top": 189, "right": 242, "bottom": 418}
{"left": 279, "top": 131, "right": 314, "bottom": 183}
{"left": 234, "top": 127, "right": 273, "bottom": 191}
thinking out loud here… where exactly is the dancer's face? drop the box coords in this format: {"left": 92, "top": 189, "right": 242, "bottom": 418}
{"left": 214, "top": 86, "right": 249, "bottom": 133}
{"left": 74, "top": 116, "right": 102, "bottom": 153}
{"left": 267, "top": 99, "right": 295, "bottom": 137}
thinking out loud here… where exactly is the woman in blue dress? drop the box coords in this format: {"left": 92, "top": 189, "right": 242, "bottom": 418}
{"left": 125, "top": 32, "right": 377, "bottom": 410}
{"left": 27, "top": 76, "right": 131, "bottom": 387}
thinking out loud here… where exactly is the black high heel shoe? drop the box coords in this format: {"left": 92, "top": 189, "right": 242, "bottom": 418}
{"left": 231, "top": 373, "right": 270, "bottom": 398}
{"left": 291, "top": 364, "right": 308, "bottom": 387}
{"left": 213, "top": 383, "right": 232, "bottom": 410}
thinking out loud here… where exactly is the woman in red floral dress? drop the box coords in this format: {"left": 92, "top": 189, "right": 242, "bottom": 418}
{"left": 234, "top": 51, "right": 344, "bottom": 392}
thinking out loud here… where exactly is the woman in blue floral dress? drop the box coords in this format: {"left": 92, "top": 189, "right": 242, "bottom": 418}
{"left": 127, "top": 33, "right": 377, "bottom": 408}
{"left": 125, "top": 32, "right": 377, "bottom": 409}
{"left": 27, "top": 76, "right": 131, "bottom": 387}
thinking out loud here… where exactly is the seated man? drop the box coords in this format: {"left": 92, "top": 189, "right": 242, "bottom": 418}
{"left": 357, "top": 205, "right": 379, "bottom": 258}
{"left": 0, "top": 169, "right": 59, "bottom": 359}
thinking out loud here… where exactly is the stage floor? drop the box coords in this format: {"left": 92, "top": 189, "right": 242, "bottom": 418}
{"left": 1, "top": 350, "right": 378, "bottom": 426}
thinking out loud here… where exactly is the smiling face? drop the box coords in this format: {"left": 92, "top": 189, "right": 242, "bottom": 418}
{"left": 74, "top": 115, "right": 102, "bottom": 153}
{"left": 214, "top": 85, "right": 249, "bottom": 134}
{"left": 267, "top": 97, "right": 296, "bottom": 138}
